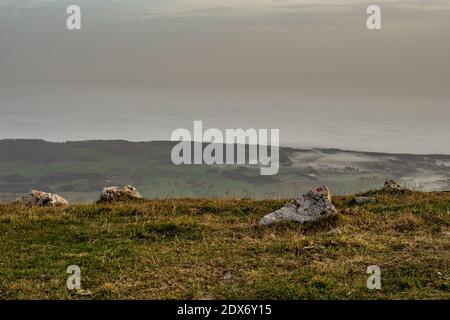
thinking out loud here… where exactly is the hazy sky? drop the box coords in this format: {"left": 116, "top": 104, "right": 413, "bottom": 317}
{"left": 1, "top": 0, "right": 449, "bottom": 153}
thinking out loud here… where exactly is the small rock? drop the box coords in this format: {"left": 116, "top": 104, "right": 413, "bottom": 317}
{"left": 223, "top": 272, "right": 233, "bottom": 280}
{"left": 98, "top": 185, "right": 143, "bottom": 202}
{"left": 384, "top": 180, "right": 402, "bottom": 191}
{"left": 16, "top": 190, "right": 69, "bottom": 207}
{"left": 259, "top": 186, "right": 338, "bottom": 226}
{"left": 354, "top": 196, "right": 376, "bottom": 205}
{"left": 326, "top": 228, "right": 341, "bottom": 235}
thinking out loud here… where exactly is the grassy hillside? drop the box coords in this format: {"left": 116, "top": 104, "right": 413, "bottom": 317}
{"left": 0, "top": 190, "right": 449, "bottom": 299}
{"left": 1, "top": 140, "right": 450, "bottom": 202}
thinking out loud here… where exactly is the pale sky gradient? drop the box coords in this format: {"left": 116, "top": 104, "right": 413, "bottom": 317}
{"left": 1, "top": 0, "right": 449, "bottom": 153}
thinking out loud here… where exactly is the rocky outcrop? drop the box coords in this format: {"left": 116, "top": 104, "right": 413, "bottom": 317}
{"left": 16, "top": 190, "right": 69, "bottom": 207}
{"left": 259, "top": 186, "right": 338, "bottom": 226}
{"left": 384, "top": 180, "right": 401, "bottom": 191}
{"left": 98, "top": 185, "right": 143, "bottom": 202}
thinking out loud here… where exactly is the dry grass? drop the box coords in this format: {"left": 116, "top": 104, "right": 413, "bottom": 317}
{"left": 0, "top": 190, "right": 449, "bottom": 300}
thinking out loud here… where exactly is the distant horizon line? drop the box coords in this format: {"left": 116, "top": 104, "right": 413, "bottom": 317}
{"left": 1, "top": 138, "right": 449, "bottom": 157}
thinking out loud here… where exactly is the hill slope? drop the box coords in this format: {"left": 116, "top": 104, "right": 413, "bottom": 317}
{"left": 0, "top": 190, "right": 449, "bottom": 299}
{"left": 1, "top": 139, "right": 450, "bottom": 202}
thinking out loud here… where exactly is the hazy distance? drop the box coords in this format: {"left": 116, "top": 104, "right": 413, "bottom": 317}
{"left": 1, "top": 0, "right": 449, "bottom": 154}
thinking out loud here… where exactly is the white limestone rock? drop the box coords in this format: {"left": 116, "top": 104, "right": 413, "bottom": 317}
{"left": 259, "top": 186, "right": 338, "bottom": 226}
{"left": 16, "top": 190, "right": 69, "bottom": 207}
{"left": 98, "top": 185, "right": 143, "bottom": 202}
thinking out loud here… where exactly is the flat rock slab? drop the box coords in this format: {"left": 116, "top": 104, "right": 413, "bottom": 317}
{"left": 354, "top": 196, "right": 376, "bottom": 204}
{"left": 259, "top": 186, "right": 338, "bottom": 226}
